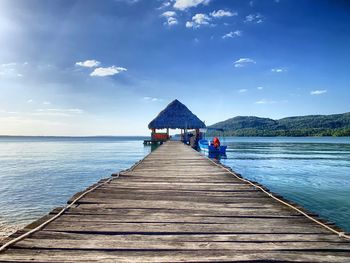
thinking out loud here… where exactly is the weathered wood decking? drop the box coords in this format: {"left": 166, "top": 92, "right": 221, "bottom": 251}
{"left": 1, "top": 141, "right": 350, "bottom": 262}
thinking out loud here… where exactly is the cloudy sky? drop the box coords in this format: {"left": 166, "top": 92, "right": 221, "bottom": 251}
{"left": 0, "top": 0, "right": 349, "bottom": 135}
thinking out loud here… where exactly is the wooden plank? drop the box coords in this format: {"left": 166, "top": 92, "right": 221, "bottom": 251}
{"left": 79, "top": 193, "right": 273, "bottom": 204}
{"left": 89, "top": 188, "right": 269, "bottom": 197}
{"left": 97, "top": 186, "right": 262, "bottom": 193}
{"left": 116, "top": 176, "right": 239, "bottom": 182}
{"left": 44, "top": 222, "right": 327, "bottom": 234}
{"left": 1, "top": 249, "right": 350, "bottom": 262}
{"left": 60, "top": 207, "right": 305, "bottom": 217}
{"left": 99, "top": 184, "right": 257, "bottom": 191}
{"left": 73, "top": 199, "right": 285, "bottom": 209}
{"left": 30, "top": 231, "right": 345, "bottom": 243}
{"left": 52, "top": 214, "right": 313, "bottom": 225}
{"left": 14, "top": 238, "right": 350, "bottom": 251}
{"left": 123, "top": 172, "right": 230, "bottom": 177}
{"left": 80, "top": 193, "right": 275, "bottom": 204}
{"left": 90, "top": 182, "right": 262, "bottom": 189}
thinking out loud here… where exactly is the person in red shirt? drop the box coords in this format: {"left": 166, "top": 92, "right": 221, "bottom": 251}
{"left": 213, "top": 137, "right": 220, "bottom": 149}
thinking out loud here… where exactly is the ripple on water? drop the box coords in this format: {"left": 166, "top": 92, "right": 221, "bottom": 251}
{"left": 218, "top": 137, "right": 350, "bottom": 232}
{"left": 0, "top": 137, "right": 150, "bottom": 237}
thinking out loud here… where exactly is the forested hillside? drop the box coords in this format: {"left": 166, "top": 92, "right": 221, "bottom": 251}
{"left": 208, "top": 113, "right": 350, "bottom": 136}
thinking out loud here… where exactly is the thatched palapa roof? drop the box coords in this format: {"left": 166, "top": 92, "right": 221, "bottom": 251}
{"left": 148, "top": 99, "right": 206, "bottom": 129}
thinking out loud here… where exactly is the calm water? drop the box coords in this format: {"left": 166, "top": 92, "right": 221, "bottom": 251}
{"left": 0, "top": 136, "right": 349, "bottom": 239}
{"left": 217, "top": 137, "right": 350, "bottom": 232}
{"left": 0, "top": 136, "right": 150, "bottom": 238}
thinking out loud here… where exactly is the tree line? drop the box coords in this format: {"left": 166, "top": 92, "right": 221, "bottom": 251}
{"left": 207, "top": 113, "right": 350, "bottom": 137}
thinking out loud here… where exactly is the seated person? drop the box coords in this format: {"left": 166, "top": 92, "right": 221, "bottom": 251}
{"left": 213, "top": 137, "right": 220, "bottom": 149}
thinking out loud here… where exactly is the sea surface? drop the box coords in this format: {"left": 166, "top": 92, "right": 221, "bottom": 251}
{"left": 0, "top": 136, "right": 349, "bottom": 239}
{"left": 217, "top": 137, "right": 350, "bottom": 232}
{"left": 0, "top": 136, "right": 150, "bottom": 239}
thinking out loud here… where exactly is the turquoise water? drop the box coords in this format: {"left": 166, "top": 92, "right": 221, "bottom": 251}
{"left": 0, "top": 136, "right": 349, "bottom": 238}
{"left": 0, "top": 136, "right": 150, "bottom": 237}
{"left": 218, "top": 137, "right": 350, "bottom": 232}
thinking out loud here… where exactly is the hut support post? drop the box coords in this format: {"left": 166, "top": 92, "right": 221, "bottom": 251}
{"left": 151, "top": 128, "right": 156, "bottom": 140}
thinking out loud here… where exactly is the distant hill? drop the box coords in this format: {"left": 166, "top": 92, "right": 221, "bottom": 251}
{"left": 208, "top": 112, "right": 350, "bottom": 136}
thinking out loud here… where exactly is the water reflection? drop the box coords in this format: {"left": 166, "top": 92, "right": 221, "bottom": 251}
{"left": 207, "top": 152, "right": 227, "bottom": 160}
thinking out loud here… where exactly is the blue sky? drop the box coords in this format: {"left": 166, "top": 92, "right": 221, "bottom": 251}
{"left": 0, "top": 0, "right": 349, "bottom": 135}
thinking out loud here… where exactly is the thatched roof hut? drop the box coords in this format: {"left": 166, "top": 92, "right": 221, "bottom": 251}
{"left": 148, "top": 99, "right": 206, "bottom": 130}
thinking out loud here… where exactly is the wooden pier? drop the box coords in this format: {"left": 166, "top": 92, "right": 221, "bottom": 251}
{"left": 1, "top": 141, "right": 350, "bottom": 262}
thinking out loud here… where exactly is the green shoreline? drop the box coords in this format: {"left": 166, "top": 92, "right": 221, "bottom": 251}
{"left": 208, "top": 112, "right": 350, "bottom": 137}
{"left": 207, "top": 129, "right": 350, "bottom": 137}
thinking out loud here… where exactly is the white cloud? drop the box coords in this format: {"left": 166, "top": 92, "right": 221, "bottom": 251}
{"left": 174, "top": 0, "right": 210, "bottom": 10}
{"left": 143, "top": 97, "right": 161, "bottom": 102}
{"left": 186, "top": 21, "right": 194, "bottom": 28}
{"left": 235, "top": 58, "right": 255, "bottom": 63}
{"left": 164, "top": 17, "right": 178, "bottom": 26}
{"left": 233, "top": 58, "right": 256, "bottom": 68}
{"left": 186, "top": 13, "right": 212, "bottom": 28}
{"left": 0, "top": 63, "right": 22, "bottom": 78}
{"left": 36, "top": 108, "right": 84, "bottom": 113}
{"left": 222, "top": 30, "right": 242, "bottom": 39}
{"left": 34, "top": 108, "right": 84, "bottom": 116}
{"left": 161, "top": 11, "right": 178, "bottom": 26}
{"left": 245, "top": 13, "right": 264, "bottom": 23}
{"left": 310, "top": 90, "right": 327, "bottom": 95}
{"left": 75, "top": 59, "right": 100, "bottom": 68}
{"left": 43, "top": 101, "right": 51, "bottom": 105}
{"left": 27, "top": 99, "right": 33, "bottom": 103}
{"left": 115, "top": 0, "right": 141, "bottom": 4}
{"left": 210, "top": 10, "right": 237, "bottom": 18}
{"left": 1, "top": 62, "right": 16, "bottom": 67}
{"left": 238, "top": 89, "right": 247, "bottom": 93}
{"left": 257, "top": 86, "right": 263, "bottom": 90}
{"left": 271, "top": 68, "right": 287, "bottom": 73}
{"left": 4, "top": 111, "right": 20, "bottom": 114}
{"left": 161, "top": 11, "right": 176, "bottom": 17}
{"left": 255, "top": 99, "right": 276, "bottom": 104}
{"left": 255, "top": 99, "right": 288, "bottom": 104}
{"left": 90, "top": 66, "right": 127, "bottom": 77}
{"left": 0, "top": 109, "right": 20, "bottom": 114}
{"left": 157, "top": 1, "right": 171, "bottom": 9}
{"left": 193, "top": 13, "right": 211, "bottom": 25}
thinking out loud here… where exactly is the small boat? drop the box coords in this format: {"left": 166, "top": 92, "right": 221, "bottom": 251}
{"left": 198, "top": 139, "right": 227, "bottom": 155}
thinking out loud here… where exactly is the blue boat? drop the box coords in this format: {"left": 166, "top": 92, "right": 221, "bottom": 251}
{"left": 198, "top": 139, "right": 227, "bottom": 155}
